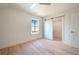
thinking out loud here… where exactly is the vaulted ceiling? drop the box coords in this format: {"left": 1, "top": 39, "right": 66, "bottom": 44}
{"left": 0, "top": 3, "right": 79, "bottom": 17}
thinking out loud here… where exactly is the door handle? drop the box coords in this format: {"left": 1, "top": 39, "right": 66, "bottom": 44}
{"left": 71, "top": 31, "right": 74, "bottom": 33}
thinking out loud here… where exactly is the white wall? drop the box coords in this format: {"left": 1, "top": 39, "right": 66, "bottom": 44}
{"left": 44, "top": 7, "right": 79, "bottom": 48}
{"left": 44, "top": 19, "right": 53, "bottom": 40}
{"left": 0, "top": 7, "right": 42, "bottom": 49}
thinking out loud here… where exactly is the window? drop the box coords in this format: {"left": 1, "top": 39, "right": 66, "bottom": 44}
{"left": 31, "top": 18, "right": 39, "bottom": 34}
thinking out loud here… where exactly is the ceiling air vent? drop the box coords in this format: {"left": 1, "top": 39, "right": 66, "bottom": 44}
{"left": 39, "top": 3, "right": 51, "bottom": 5}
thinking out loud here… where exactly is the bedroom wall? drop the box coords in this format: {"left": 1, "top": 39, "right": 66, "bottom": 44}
{"left": 0, "top": 7, "right": 42, "bottom": 49}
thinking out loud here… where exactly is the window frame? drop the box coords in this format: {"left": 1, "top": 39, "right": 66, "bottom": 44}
{"left": 31, "top": 18, "right": 39, "bottom": 34}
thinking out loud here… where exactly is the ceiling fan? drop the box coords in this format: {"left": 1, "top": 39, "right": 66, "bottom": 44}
{"left": 39, "top": 3, "right": 51, "bottom": 5}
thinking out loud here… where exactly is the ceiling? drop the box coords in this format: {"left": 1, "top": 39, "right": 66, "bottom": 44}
{"left": 0, "top": 3, "right": 79, "bottom": 17}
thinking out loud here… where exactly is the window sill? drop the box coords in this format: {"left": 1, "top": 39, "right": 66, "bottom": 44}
{"left": 31, "top": 32, "right": 39, "bottom": 34}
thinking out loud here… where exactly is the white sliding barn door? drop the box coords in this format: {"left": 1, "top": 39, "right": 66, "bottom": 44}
{"left": 44, "top": 19, "right": 53, "bottom": 40}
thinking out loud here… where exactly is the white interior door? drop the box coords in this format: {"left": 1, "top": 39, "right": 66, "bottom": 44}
{"left": 70, "top": 13, "right": 79, "bottom": 42}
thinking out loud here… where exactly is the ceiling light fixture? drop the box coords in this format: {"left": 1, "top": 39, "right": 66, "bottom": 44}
{"left": 30, "top": 3, "right": 37, "bottom": 9}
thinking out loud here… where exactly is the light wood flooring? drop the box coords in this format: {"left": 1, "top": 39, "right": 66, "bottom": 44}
{"left": 0, "top": 39, "right": 79, "bottom": 55}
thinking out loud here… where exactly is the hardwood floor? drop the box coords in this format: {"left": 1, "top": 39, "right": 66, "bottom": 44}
{"left": 0, "top": 39, "right": 79, "bottom": 55}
